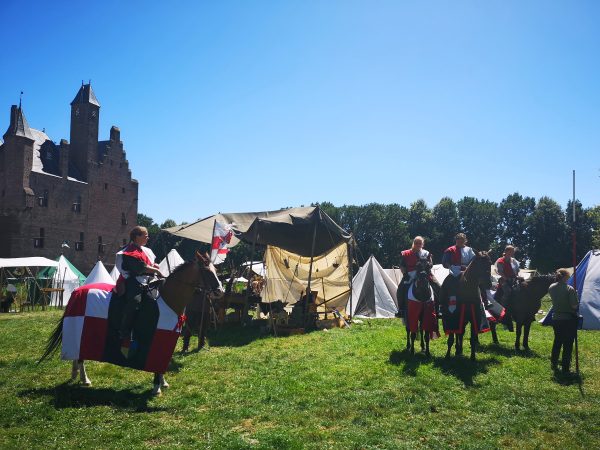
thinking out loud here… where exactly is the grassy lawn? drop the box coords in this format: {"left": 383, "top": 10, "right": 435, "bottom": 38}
{"left": 0, "top": 307, "right": 598, "bottom": 449}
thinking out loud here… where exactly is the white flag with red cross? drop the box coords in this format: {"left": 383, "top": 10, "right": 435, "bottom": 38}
{"left": 210, "top": 221, "right": 234, "bottom": 265}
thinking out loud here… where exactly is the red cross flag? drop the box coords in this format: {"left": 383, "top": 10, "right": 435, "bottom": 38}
{"left": 210, "top": 221, "right": 234, "bottom": 265}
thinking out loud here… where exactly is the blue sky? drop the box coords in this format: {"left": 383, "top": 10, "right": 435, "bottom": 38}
{"left": 1, "top": 1, "right": 599, "bottom": 224}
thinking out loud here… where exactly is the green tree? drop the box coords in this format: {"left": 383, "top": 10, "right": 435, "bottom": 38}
{"left": 589, "top": 205, "right": 600, "bottom": 250}
{"left": 528, "top": 197, "right": 569, "bottom": 272}
{"left": 407, "top": 199, "right": 433, "bottom": 242}
{"left": 498, "top": 193, "right": 536, "bottom": 265}
{"left": 430, "top": 197, "right": 460, "bottom": 262}
{"left": 380, "top": 203, "right": 410, "bottom": 267}
{"left": 457, "top": 197, "right": 500, "bottom": 251}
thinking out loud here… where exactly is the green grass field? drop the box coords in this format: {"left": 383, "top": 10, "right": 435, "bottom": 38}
{"left": 1, "top": 309, "right": 598, "bottom": 449}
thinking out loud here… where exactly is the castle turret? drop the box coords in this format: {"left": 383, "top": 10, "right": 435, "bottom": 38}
{"left": 69, "top": 83, "right": 100, "bottom": 181}
{"left": 2, "top": 105, "right": 35, "bottom": 207}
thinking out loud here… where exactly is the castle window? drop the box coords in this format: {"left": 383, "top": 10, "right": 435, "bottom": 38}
{"left": 72, "top": 195, "right": 82, "bottom": 213}
{"left": 121, "top": 213, "right": 128, "bottom": 226}
{"left": 38, "top": 189, "right": 49, "bottom": 207}
{"left": 75, "top": 232, "right": 84, "bottom": 251}
{"left": 110, "top": 160, "right": 113, "bottom": 166}
{"left": 34, "top": 228, "right": 45, "bottom": 248}
{"left": 98, "top": 236, "right": 105, "bottom": 254}
{"left": 1, "top": 189, "right": 4, "bottom": 197}
{"left": 122, "top": 187, "right": 125, "bottom": 194}
{"left": 104, "top": 183, "right": 108, "bottom": 190}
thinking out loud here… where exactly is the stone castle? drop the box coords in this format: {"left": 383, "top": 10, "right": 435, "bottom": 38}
{"left": 0, "top": 84, "right": 138, "bottom": 272}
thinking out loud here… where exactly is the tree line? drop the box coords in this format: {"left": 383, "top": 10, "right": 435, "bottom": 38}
{"left": 139, "top": 193, "right": 600, "bottom": 274}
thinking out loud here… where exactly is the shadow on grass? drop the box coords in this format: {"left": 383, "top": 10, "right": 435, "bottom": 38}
{"left": 19, "top": 382, "right": 167, "bottom": 412}
{"left": 389, "top": 349, "right": 501, "bottom": 387}
{"left": 477, "top": 343, "right": 540, "bottom": 359}
{"left": 206, "top": 323, "right": 266, "bottom": 347}
{"left": 552, "top": 370, "right": 585, "bottom": 396}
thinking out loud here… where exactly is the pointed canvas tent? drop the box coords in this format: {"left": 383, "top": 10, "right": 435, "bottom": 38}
{"left": 37, "top": 255, "right": 85, "bottom": 305}
{"left": 158, "top": 249, "right": 185, "bottom": 276}
{"left": 109, "top": 266, "right": 120, "bottom": 282}
{"left": 84, "top": 260, "right": 115, "bottom": 286}
{"left": 541, "top": 250, "right": 600, "bottom": 330}
{"left": 348, "top": 256, "right": 398, "bottom": 318}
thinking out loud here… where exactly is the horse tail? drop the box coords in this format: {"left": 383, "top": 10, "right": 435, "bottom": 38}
{"left": 38, "top": 315, "right": 64, "bottom": 363}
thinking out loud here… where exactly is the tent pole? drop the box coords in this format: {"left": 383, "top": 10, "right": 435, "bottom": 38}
{"left": 243, "top": 226, "right": 258, "bottom": 325}
{"left": 572, "top": 170, "right": 579, "bottom": 374}
{"left": 347, "top": 239, "right": 354, "bottom": 320}
{"left": 161, "top": 235, "right": 171, "bottom": 276}
{"left": 305, "top": 220, "right": 318, "bottom": 326}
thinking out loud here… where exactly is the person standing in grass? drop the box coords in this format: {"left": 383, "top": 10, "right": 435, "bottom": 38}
{"left": 549, "top": 268, "right": 579, "bottom": 374}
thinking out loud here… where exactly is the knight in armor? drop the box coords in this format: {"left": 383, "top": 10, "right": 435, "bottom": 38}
{"left": 115, "top": 226, "right": 164, "bottom": 340}
{"left": 442, "top": 233, "right": 476, "bottom": 286}
{"left": 399, "top": 236, "right": 432, "bottom": 311}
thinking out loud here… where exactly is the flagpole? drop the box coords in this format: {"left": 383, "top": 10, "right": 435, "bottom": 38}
{"left": 210, "top": 219, "right": 217, "bottom": 264}
{"left": 572, "top": 170, "right": 579, "bottom": 374}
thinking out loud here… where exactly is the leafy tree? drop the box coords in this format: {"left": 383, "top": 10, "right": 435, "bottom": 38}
{"left": 528, "top": 197, "right": 569, "bottom": 272}
{"left": 430, "top": 197, "right": 460, "bottom": 262}
{"left": 380, "top": 203, "right": 409, "bottom": 267}
{"left": 407, "top": 200, "right": 433, "bottom": 242}
{"left": 498, "top": 193, "right": 536, "bottom": 266}
{"left": 589, "top": 206, "right": 600, "bottom": 250}
{"left": 457, "top": 197, "right": 500, "bottom": 251}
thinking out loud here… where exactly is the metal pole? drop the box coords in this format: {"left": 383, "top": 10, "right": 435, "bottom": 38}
{"left": 305, "top": 220, "right": 318, "bottom": 326}
{"left": 572, "top": 170, "right": 579, "bottom": 374}
{"left": 347, "top": 239, "right": 354, "bottom": 320}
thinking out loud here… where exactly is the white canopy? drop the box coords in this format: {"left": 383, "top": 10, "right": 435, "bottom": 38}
{"left": 158, "top": 249, "right": 185, "bottom": 276}
{"left": 348, "top": 255, "right": 398, "bottom": 318}
{"left": 0, "top": 257, "right": 59, "bottom": 268}
{"left": 84, "top": 261, "right": 115, "bottom": 286}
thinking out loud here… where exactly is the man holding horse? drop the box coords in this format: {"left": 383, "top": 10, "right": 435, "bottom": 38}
{"left": 549, "top": 269, "right": 579, "bottom": 374}
{"left": 115, "top": 226, "right": 165, "bottom": 341}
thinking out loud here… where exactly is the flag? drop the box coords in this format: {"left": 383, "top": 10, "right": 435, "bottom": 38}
{"left": 210, "top": 221, "right": 234, "bottom": 265}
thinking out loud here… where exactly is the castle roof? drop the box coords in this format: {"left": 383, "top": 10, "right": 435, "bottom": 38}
{"left": 4, "top": 105, "right": 34, "bottom": 140}
{"left": 71, "top": 83, "right": 100, "bottom": 107}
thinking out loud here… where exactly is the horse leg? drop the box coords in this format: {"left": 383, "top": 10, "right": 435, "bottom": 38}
{"left": 420, "top": 327, "right": 425, "bottom": 353}
{"left": 470, "top": 327, "right": 477, "bottom": 361}
{"left": 425, "top": 333, "right": 431, "bottom": 357}
{"left": 515, "top": 321, "right": 522, "bottom": 350}
{"left": 456, "top": 332, "right": 464, "bottom": 356}
{"left": 446, "top": 334, "right": 454, "bottom": 358}
{"left": 523, "top": 321, "right": 531, "bottom": 351}
{"left": 71, "top": 360, "right": 78, "bottom": 380}
{"left": 410, "top": 332, "right": 416, "bottom": 355}
{"left": 491, "top": 322, "right": 499, "bottom": 345}
{"left": 406, "top": 329, "right": 411, "bottom": 350}
{"left": 152, "top": 373, "right": 162, "bottom": 396}
{"left": 79, "top": 360, "right": 91, "bottom": 386}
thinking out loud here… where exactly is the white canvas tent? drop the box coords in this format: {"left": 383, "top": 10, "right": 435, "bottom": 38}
{"left": 158, "top": 249, "right": 185, "bottom": 276}
{"left": 0, "top": 257, "right": 59, "bottom": 268}
{"left": 84, "top": 260, "right": 115, "bottom": 286}
{"left": 109, "top": 266, "right": 120, "bottom": 283}
{"left": 49, "top": 255, "right": 83, "bottom": 306}
{"left": 541, "top": 250, "right": 600, "bottom": 330}
{"left": 348, "top": 255, "right": 398, "bottom": 318}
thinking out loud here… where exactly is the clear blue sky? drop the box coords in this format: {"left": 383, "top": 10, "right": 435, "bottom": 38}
{"left": 1, "top": 0, "right": 599, "bottom": 225}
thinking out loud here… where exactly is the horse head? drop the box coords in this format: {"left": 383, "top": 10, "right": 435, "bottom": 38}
{"left": 159, "top": 250, "right": 223, "bottom": 314}
{"left": 465, "top": 251, "right": 492, "bottom": 289}
{"left": 413, "top": 257, "right": 433, "bottom": 301}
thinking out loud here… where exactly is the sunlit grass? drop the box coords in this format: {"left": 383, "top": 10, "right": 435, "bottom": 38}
{"left": 0, "top": 309, "right": 598, "bottom": 449}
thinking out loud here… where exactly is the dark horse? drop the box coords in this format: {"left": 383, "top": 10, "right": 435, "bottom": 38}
{"left": 491, "top": 274, "right": 557, "bottom": 350}
{"left": 440, "top": 252, "right": 492, "bottom": 361}
{"left": 406, "top": 258, "right": 440, "bottom": 356}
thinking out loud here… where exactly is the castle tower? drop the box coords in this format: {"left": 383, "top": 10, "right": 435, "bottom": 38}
{"left": 69, "top": 83, "right": 100, "bottom": 181}
{"left": 2, "top": 105, "right": 35, "bottom": 208}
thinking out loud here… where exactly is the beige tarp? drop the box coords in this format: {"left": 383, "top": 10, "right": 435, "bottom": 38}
{"left": 262, "top": 242, "right": 350, "bottom": 312}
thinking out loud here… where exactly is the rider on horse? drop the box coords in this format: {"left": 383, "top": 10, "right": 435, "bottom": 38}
{"left": 442, "top": 233, "right": 475, "bottom": 284}
{"left": 495, "top": 245, "right": 520, "bottom": 302}
{"left": 115, "top": 226, "right": 164, "bottom": 340}
{"left": 399, "top": 236, "right": 432, "bottom": 309}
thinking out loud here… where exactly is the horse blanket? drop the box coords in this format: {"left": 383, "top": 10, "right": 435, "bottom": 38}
{"left": 406, "top": 284, "right": 440, "bottom": 338}
{"left": 61, "top": 283, "right": 183, "bottom": 374}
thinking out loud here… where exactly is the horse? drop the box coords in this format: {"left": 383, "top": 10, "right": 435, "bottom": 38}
{"left": 491, "top": 274, "right": 556, "bottom": 350}
{"left": 440, "top": 251, "right": 492, "bottom": 361}
{"left": 406, "top": 258, "right": 439, "bottom": 356}
{"left": 181, "top": 289, "right": 215, "bottom": 353}
{"left": 40, "top": 251, "right": 222, "bottom": 395}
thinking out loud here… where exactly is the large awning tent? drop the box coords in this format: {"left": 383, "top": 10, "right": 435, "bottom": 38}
{"left": 347, "top": 255, "right": 398, "bottom": 318}
{"left": 164, "top": 206, "right": 355, "bottom": 316}
{"left": 158, "top": 249, "right": 185, "bottom": 276}
{"left": 541, "top": 250, "right": 600, "bottom": 330}
{"left": 0, "top": 257, "right": 60, "bottom": 310}
{"left": 37, "top": 255, "right": 85, "bottom": 306}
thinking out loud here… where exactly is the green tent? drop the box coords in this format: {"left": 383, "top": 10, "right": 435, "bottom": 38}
{"left": 37, "top": 255, "right": 86, "bottom": 284}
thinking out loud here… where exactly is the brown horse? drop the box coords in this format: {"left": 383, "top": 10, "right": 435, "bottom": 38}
{"left": 40, "top": 251, "right": 221, "bottom": 395}
{"left": 440, "top": 251, "right": 492, "bottom": 361}
{"left": 492, "top": 274, "right": 556, "bottom": 350}
{"left": 407, "top": 258, "right": 439, "bottom": 356}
